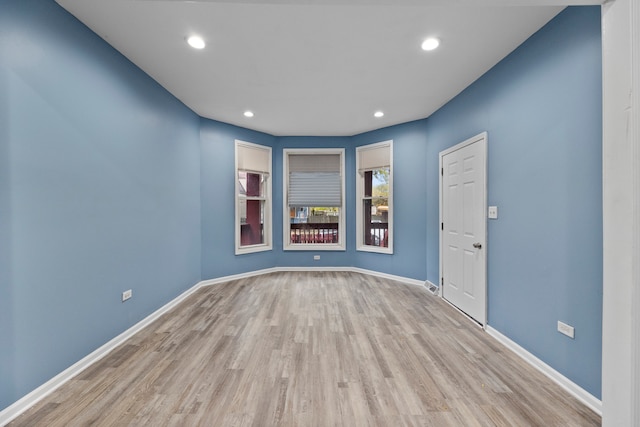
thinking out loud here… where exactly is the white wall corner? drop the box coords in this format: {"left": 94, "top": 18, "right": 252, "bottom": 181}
{"left": 198, "top": 267, "right": 279, "bottom": 287}
{"left": 601, "top": 0, "right": 640, "bottom": 425}
{"left": 485, "top": 326, "right": 602, "bottom": 416}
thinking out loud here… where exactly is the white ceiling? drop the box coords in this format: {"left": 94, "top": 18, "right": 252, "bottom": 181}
{"left": 56, "top": 0, "right": 601, "bottom": 136}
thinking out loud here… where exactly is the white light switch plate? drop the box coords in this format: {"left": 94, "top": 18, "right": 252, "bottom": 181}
{"left": 488, "top": 206, "right": 498, "bottom": 219}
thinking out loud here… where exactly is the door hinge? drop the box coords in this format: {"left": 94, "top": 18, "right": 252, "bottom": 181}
{"left": 441, "top": 277, "right": 444, "bottom": 286}
{"left": 441, "top": 222, "right": 444, "bottom": 230}
{"left": 441, "top": 167, "right": 443, "bottom": 176}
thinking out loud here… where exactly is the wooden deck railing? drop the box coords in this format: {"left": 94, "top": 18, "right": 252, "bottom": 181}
{"left": 289, "top": 222, "right": 388, "bottom": 246}
{"left": 367, "top": 222, "right": 389, "bottom": 247}
{"left": 290, "top": 223, "right": 339, "bottom": 244}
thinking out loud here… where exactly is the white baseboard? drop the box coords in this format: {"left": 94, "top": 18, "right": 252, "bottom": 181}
{"left": 200, "top": 266, "right": 428, "bottom": 290}
{"left": 275, "top": 266, "right": 352, "bottom": 273}
{"left": 4, "top": 269, "right": 601, "bottom": 424}
{"left": 485, "top": 325, "right": 602, "bottom": 416}
{"left": 350, "top": 267, "right": 427, "bottom": 288}
{"left": 0, "top": 267, "right": 430, "bottom": 426}
{"left": 198, "top": 267, "right": 278, "bottom": 287}
{"left": 0, "top": 281, "right": 203, "bottom": 427}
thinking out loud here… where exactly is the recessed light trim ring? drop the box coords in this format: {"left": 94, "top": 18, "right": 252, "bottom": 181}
{"left": 187, "top": 35, "right": 205, "bottom": 49}
{"left": 421, "top": 37, "right": 440, "bottom": 51}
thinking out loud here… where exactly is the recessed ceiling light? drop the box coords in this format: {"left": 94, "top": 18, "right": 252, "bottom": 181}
{"left": 421, "top": 37, "right": 440, "bottom": 51}
{"left": 187, "top": 36, "right": 205, "bottom": 49}
{"left": 244, "top": 111, "right": 254, "bottom": 118}
{"left": 374, "top": 111, "right": 384, "bottom": 118}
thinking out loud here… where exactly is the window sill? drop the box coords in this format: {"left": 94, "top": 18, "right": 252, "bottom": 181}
{"left": 284, "top": 243, "right": 346, "bottom": 251}
{"left": 236, "top": 244, "right": 272, "bottom": 255}
{"left": 357, "top": 245, "right": 393, "bottom": 255}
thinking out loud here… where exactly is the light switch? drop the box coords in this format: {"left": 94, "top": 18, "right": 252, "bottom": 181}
{"left": 488, "top": 206, "right": 498, "bottom": 219}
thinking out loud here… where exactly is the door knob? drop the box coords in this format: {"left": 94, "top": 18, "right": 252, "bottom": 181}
{"left": 473, "top": 242, "right": 482, "bottom": 249}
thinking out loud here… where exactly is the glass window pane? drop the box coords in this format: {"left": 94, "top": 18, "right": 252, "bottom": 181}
{"left": 245, "top": 172, "right": 262, "bottom": 197}
{"left": 364, "top": 170, "right": 373, "bottom": 198}
{"left": 372, "top": 168, "right": 390, "bottom": 198}
{"left": 238, "top": 171, "right": 247, "bottom": 196}
{"left": 363, "top": 198, "right": 389, "bottom": 248}
{"left": 241, "top": 199, "right": 264, "bottom": 246}
{"left": 289, "top": 206, "right": 340, "bottom": 244}
{"left": 362, "top": 167, "right": 390, "bottom": 248}
{"left": 238, "top": 171, "right": 264, "bottom": 198}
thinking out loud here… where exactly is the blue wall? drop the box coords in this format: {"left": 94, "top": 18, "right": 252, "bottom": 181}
{"left": 200, "top": 119, "right": 277, "bottom": 278}
{"left": 201, "top": 124, "right": 430, "bottom": 281}
{"left": 0, "top": 0, "right": 202, "bottom": 409}
{"left": 0, "top": 0, "right": 603, "bottom": 413}
{"left": 424, "top": 7, "right": 602, "bottom": 397}
{"left": 273, "top": 136, "right": 355, "bottom": 268}
{"left": 352, "top": 121, "right": 429, "bottom": 281}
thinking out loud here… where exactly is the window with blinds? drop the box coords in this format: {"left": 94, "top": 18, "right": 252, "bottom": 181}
{"left": 356, "top": 140, "right": 393, "bottom": 254}
{"left": 235, "top": 140, "right": 272, "bottom": 255}
{"left": 283, "top": 149, "right": 345, "bottom": 250}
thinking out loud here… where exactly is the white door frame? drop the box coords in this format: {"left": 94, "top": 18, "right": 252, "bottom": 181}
{"left": 601, "top": 0, "right": 640, "bottom": 425}
{"left": 439, "top": 132, "right": 488, "bottom": 326}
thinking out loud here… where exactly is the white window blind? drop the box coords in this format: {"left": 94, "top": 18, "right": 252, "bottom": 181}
{"left": 288, "top": 154, "right": 341, "bottom": 207}
{"left": 358, "top": 143, "right": 390, "bottom": 172}
{"left": 237, "top": 143, "right": 270, "bottom": 173}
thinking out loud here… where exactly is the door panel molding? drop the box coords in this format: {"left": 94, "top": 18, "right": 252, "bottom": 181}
{"left": 439, "top": 132, "right": 488, "bottom": 325}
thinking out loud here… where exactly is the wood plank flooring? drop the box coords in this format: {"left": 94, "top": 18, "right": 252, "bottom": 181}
{"left": 10, "top": 272, "right": 601, "bottom": 426}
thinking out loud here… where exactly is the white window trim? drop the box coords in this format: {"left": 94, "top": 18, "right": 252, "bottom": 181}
{"left": 356, "top": 140, "right": 393, "bottom": 254}
{"left": 283, "top": 148, "right": 346, "bottom": 251}
{"left": 235, "top": 140, "right": 272, "bottom": 255}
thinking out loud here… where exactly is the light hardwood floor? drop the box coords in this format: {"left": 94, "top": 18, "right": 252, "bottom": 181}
{"left": 11, "top": 272, "right": 601, "bottom": 426}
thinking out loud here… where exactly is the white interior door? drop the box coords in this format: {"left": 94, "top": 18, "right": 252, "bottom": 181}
{"left": 440, "top": 133, "right": 487, "bottom": 325}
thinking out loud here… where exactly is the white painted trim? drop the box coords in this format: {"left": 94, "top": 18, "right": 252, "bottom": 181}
{"left": 350, "top": 267, "right": 427, "bottom": 288}
{"left": 233, "top": 265, "right": 429, "bottom": 289}
{"left": 200, "top": 266, "right": 428, "bottom": 288}
{"left": 485, "top": 325, "right": 602, "bottom": 416}
{"left": 438, "top": 131, "right": 488, "bottom": 158}
{"left": 1, "top": 267, "right": 598, "bottom": 425}
{"left": 628, "top": 2, "right": 640, "bottom": 425}
{"left": 274, "top": 266, "right": 352, "bottom": 273}
{"left": 198, "top": 267, "right": 279, "bottom": 287}
{"left": 197, "top": 266, "right": 428, "bottom": 288}
{"left": 356, "top": 140, "right": 394, "bottom": 254}
{"left": 601, "top": 0, "right": 640, "bottom": 424}
{"left": 282, "top": 148, "right": 346, "bottom": 252}
{"left": 441, "top": 296, "right": 484, "bottom": 329}
{"left": 0, "top": 281, "right": 204, "bottom": 427}
{"left": 0, "top": 266, "right": 428, "bottom": 425}
{"left": 235, "top": 140, "right": 273, "bottom": 256}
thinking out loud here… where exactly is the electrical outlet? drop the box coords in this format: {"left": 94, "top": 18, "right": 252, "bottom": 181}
{"left": 313, "top": 255, "right": 320, "bottom": 260}
{"left": 488, "top": 206, "right": 498, "bottom": 219}
{"left": 557, "top": 321, "right": 575, "bottom": 339}
{"left": 122, "top": 289, "right": 132, "bottom": 302}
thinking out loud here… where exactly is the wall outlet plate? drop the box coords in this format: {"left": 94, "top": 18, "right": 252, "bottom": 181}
{"left": 557, "top": 321, "right": 575, "bottom": 339}
{"left": 488, "top": 206, "right": 498, "bottom": 219}
{"left": 122, "top": 289, "right": 132, "bottom": 302}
